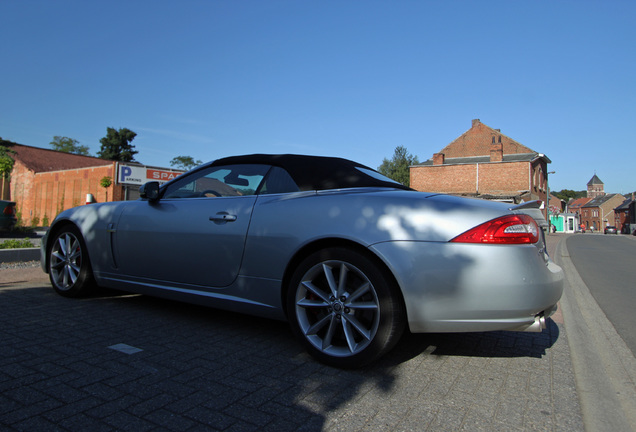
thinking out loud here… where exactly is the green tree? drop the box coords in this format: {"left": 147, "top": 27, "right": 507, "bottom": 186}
{"left": 50, "top": 136, "right": 90, "bottom": 156}
{"left": 554, "top": 189, "right": 586, "bottom": 201}
{"left": 1, "top": 139, "right": 16, "bottom": 201}
{"left": 377, "top": 146, "right": 420, "bottom": 187}
{"left": 170, "top": 155, "right": 202, "bottom": 171}
{"left": 97, "top": 127, "right": 138, "bottom": 162}
{"left": 0, "top": 139, "right": 16, "bottom": 180}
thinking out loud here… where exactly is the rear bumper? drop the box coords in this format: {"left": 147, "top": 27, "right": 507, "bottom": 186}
{"left": 370, "top": 241, "right": 564, "bottom": 333}
{"left": 0, "top": 218, "right": 17, "bottom": 231}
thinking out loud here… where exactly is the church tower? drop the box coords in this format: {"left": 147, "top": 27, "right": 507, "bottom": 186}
{"left": 587, "top": 174, "right": 605, "bottom": 198}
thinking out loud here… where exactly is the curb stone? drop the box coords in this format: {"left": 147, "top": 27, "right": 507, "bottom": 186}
{"left": 0, "top": 247, "right": 40, "bottom": 264}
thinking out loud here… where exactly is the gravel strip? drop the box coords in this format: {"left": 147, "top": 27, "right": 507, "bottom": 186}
{"left": 0, "top": 260, "right": 41, "bottom": 270}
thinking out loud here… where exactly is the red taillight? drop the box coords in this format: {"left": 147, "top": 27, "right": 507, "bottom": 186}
{"left": 450, "top": 214, "right": 540, "bottom": 244}
{"left": 2, "top": 205, "right": 15, "bottom": 216}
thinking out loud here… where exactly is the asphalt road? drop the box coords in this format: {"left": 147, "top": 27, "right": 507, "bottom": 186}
{"left": 567, "top": 234, "right": 636, "bottom": 356}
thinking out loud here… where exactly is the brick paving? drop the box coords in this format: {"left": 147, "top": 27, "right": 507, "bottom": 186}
{"left": 0, "top": 235, "right": 583, "bottom": 431}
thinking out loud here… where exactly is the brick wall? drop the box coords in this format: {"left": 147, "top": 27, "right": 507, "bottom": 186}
{"left": 410, "top": 161, "right": 530, "bottom": 195}
{"left": 479, "top": 162, "right": 529, "bottom": 194}
{"left": 10, "top": 160, "right": 120, "bottom": 225}
{"left": 411, "top": 164, "right": 477, "bottom": 193}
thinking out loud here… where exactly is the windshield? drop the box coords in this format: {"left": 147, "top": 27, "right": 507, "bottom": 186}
{"left": 356, "top": 167, "right": 403, "bottom": 186}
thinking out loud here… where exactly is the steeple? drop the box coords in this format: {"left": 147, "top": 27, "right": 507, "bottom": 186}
{"left": 587, "top": 174, "right": 605, "bottom": 198}
{"left": 587, "top": 173, "right": 603, "bottom": 186}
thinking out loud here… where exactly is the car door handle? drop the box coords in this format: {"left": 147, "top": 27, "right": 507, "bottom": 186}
{"left": 209, "top": 213, "right": 237, "bottom": 222}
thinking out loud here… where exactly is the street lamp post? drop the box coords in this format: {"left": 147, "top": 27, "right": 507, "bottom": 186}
{"left": 547, "top": 171, "right": 556, "bottom": 234}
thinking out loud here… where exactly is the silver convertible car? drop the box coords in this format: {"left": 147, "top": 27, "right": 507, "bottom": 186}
{"left": 42, "top": 154, "right": 563, "bottom": 368}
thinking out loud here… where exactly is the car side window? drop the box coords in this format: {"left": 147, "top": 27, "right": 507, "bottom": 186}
{"left": 258, "top": 166, "right": 300, "bottom": 195}
{"left": 162, "top": 164, "right": 270, "bottom": 199}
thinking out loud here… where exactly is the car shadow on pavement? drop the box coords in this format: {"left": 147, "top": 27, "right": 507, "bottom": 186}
{"left": 383, "top": 319, "right": 560, "bottom": 364}
{"left": 85, "top": 288, "right": 559, "bottom": 362}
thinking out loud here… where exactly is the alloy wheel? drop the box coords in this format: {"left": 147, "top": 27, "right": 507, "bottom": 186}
{"left": 50, "top": 232, "right": 83, "bottom": 291}
{"left": 294, "top": 259, "right": 381, "bottom": 358}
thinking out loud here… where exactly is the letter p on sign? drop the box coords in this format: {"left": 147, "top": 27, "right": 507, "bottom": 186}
{"left": 121, "top": 166, "right": 132, "bottom": 182}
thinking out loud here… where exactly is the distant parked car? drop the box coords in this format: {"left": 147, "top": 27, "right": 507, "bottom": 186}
{"left": 604, "top": 226, "right": 617, "bottom": 235}
{"left": 0, "top": 200, "right": 17, "bottom": 231}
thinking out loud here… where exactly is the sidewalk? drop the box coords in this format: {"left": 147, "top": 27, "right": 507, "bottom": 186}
{"left": 552, "top": 233, "right": 636, "bottom": 431}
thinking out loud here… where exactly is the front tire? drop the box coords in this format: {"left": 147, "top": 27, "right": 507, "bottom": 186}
{"left": 48, "top": 226, "right": 95, "bottom": 297}
{"left": 287, "top": 247, "right": 405, "bottom": 368}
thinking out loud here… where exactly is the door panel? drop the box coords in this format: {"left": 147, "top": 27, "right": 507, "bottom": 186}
{"left": 114, "top": 196, "right": 256, "bottom": 287}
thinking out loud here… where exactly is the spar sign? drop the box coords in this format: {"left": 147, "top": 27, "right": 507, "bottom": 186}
{"left": 148, "top": 169, "right": 180, "bottom": 182}
{"left": 117, "top": 164, "right": 183, "bottom": 185}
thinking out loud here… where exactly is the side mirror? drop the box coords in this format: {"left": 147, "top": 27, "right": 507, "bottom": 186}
{"left": 139, "top": 182, "right": 160, "bottom": 202}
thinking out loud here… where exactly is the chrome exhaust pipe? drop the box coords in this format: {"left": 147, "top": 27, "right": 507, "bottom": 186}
{"left": 507, "top": 313, "right": 547, "bottom": 332}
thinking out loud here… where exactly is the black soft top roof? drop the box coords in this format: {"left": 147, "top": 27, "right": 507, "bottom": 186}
{"left": 211, "top": 154, "right": 412, "bottom": 192}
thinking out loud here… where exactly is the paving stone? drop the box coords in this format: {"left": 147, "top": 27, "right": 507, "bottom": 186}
{"left": 143, "top": 408, "right": 197, "bottom": 431}
{"left": 1, "top": 277, "right": 584, "bottom": 431}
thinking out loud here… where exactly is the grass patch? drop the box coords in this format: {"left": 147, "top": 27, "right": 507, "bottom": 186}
{"left": 0, "top": 238, "right": 35, "bottom": 249}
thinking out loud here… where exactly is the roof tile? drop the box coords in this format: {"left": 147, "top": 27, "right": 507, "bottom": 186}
{"left": 3, "top": 142, "right": 112, "bottom": 173}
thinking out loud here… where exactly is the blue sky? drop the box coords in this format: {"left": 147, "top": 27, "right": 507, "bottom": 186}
{"left": 1, "top": 1, "right": 634, "bottom": 194}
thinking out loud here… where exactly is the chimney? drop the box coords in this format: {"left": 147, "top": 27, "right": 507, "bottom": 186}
{"left": 490, "top": 136, "right": 503, "bottom": 162}
{"left": 472, "top": 119, "right": 480, "bottom": 127}
{"left": 433, "top": 153, "right": 445, "bottom": 165}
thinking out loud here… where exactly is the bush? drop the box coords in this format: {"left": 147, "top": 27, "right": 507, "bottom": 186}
{"left": 0, "top": 238, "right": 35, "bottom": 249}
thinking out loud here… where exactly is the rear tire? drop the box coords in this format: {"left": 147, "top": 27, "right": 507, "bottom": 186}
{"left": 287, "top": 247, "right": 405, "bottom": 368}
{"left": 48, "top": 226, "right": 95, "bottom": 297}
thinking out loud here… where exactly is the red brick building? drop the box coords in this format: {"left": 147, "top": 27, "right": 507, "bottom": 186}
{"left": 2, "top": 142, "right": 121, "bottom": 225}
{"left": 565, "top": 175, "right": 627, "bottom": 232}
{"left": 567, "top": 197, "right": 592, "bottom": 231}
{"left": 548, "top": 193, "right": 565, "bottom": 214}
{"left": 2, "top": 142, "right": 185, "bottom": 227}
{"left": 580, "top": 193, "right": 625, "bottom": 232}
{"left": 615, "top": 196, "right": 635, "bottom": 234}
{"left": 410, "top": 119, "right": 553, "bottom": 218}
